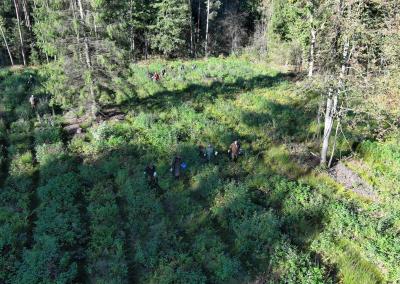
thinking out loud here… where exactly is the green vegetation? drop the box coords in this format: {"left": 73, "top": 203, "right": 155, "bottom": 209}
{"left": 1, "top": 56, "right": 398, "bottom": 283}
{"left": 1, "top": 1, "right": 399, "bottom": 282}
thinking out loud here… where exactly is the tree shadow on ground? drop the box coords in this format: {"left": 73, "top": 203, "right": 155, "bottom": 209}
{"left": 241, "top": 101, "right": 315, "bottom": 141}
{"left": 4, "top": 122, "right": 332, "bottom": 283}
{"left": 131, "top": 73, "right": 293, "bottom": 112}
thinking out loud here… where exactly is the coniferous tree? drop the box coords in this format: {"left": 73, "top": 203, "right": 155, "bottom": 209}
{"left": 32, "top": 0, "right": 129, "bottom": 115}
{"left": 151, "top": 0, "right": 190, "bottom": 57}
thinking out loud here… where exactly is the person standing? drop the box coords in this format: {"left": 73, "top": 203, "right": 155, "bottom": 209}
{"left": 29, "top": 95, "right": 37, "bottom": 109}
{"left": 144, "top": 164, "right": 159, "bottom": 188}
{"left": 171, "top": 156, "right": 182, "bottom": 179}
{"left": 228, "top": 140, "right": 241, "bottom": 161}
{"left": 206, "top": 144, "right": 217, "bottom": 162}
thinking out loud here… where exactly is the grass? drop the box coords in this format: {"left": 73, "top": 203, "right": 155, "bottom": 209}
{"left": 1, "top": 57, "right": 399, "bottom": 283}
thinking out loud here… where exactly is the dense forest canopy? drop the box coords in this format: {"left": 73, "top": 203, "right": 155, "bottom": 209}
{"left": 0, "top": 0, "right": 399, "bottom": 283}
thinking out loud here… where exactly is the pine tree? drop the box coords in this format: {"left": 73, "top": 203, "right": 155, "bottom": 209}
{"left": 151, "top": 0, "right": 190, "bottom": 57}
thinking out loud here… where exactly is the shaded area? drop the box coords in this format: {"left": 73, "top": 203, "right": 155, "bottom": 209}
{"left": 133, "top": 73, "right": 293, "bottom": 112}
{"left": 1, "top": 64, "right": 336, "bottom": 283}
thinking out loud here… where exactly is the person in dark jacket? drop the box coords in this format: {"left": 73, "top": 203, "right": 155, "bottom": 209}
{"left": 144, "top": 164, "right": 158, "bottom": 187}
{"left": 171, "top": 156, "right": 182, "bottom": 179}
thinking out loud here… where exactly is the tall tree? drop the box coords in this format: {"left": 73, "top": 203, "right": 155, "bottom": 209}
{"left": 32, "top": 0, "right": 129, "bottom": 115}
{"left": 204, "top": 0, "right": 221, "bottom": 56}
{"left": 12, "top": 0, "right": 26, "bottom": 65}
{"left": 0, "top": 16, "right": 14, "bottom": 65}
{"left": 151, "top": 0, "right": 190, "bottom": 57}
{"left": 319, "top": 0, "right": 398, "bottom": 166}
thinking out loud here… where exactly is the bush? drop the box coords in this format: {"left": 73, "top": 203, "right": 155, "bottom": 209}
{"left": 7, "top": 151, "right": 35, "bottom": 192}
{"left": 211, "top": 183, "right": 258, "bottom": 229}
{"left": 14, "top": 104, "right": 33, "bottom": 120}
{"left": 233, "top": 211, "right": 280, "bottom": 261}
{"left": 0, "top": 152, "right": 34, "bottom": 282}
{"left": 15, "top": 235, "right": 78, "bottom": 284}
{"left": 8, "top": 119, "right": 31, "bottom": 145}
{"left": 34, "top": 125, "right": 62, "bottom": 145}
{"left": 90, "top": 121, "right": 131, "bottom": 152}
{"left": 270, "top": 241, "right": 333, "bottom": 284}
{"left": 0, "top": 207, "right": 30, "bottom": 282}
{"left": 147, "top": 254, "right": 207, "bottom": 284}
{"left": 17, "top": 173, "right": 84, "bottom": 284}
{"left": 86, "top": 183, "right": 128, "bottom": 283}
{"left": 192, "top": 230, "right": 242, "bottom": 283}
{"left": 35, "top": 142, "right": 72, "bottom": 179}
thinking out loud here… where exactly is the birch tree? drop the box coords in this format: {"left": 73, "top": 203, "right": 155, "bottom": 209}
{"left": 12, "top": 0, "right": 26, "bottom": 65}
{"left": 0, "top": 16, "right": 14, "bottom": 65}
{"left": 204, "top": 0, "right": 221, "bottom": 56}
{"left": 319, "top": 0, "right": 397, "bottom": 166}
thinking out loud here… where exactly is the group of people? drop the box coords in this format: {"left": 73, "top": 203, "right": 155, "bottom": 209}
{"left": 147, "top": 64, "right": 197, "bottom": 82}
{"left": 144, "top": 140, "right": 243, "bottom": 192}
{"left": 148, "top": 67, "right": 169, "bottom": 82}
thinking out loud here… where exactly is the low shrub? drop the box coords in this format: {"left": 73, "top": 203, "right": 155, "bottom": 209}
{"left": 34, "top": 124, "right": 62, "bottom": 145}
{"left": 86, "top": 182, "right": 128, "bottom": 283}
{"left": 7, "top": 151, "right": 35, "bottom": 192}
{"left": 35, "top": 142, "right": 72, "bottom": 179}
{"left": 192, "top": 230, "right": 242, "bottom": 283}
{"left": 8, "top": 119, "right": 31, "bottom": 145}
{"left": 16, "top": 173, "right": 84, "bottom": 283}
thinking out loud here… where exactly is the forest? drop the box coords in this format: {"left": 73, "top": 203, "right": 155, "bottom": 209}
{"left": 0, "top": 0, "right": 399, "bottom": 283}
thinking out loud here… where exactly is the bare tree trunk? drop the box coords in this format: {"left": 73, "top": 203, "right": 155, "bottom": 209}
{"left": 77, "top": 0, "right": 91, "bottom": 68}
{"left": 144, "top": 35, "right": 149, "bottom": 60}
{"left": 188, "top": 0, "right": 194, "bottom": 57}
{"left": 70, "top": 0, "right": 82, "bottom": 62}
{"left": 314, "top": 96, "right": 323, "bottom": 141}
{"left": 0, "top": 24, "right": 14, "bottom": 65}
{"left": 321, "top": 88, "right": 337, "bottom": 165}
{"left": 129, "top": 0, "right": 135, "bottom": 58}
{"left": 21, "top": 0, "right": 31, "bottom": 30}
{"left": 320, "top": 37, "right": 350, "bottom": 166}
{"left": 328, "top": 116, "right": 341, "bottom": 168}
{"left": 205, "top": 0, "right": 210, "bottom": 57}
{"left": 77, "top": 0, "right": 85, "bottom": 24}
{"left": 197, "top": 0, "right": 201, "bottom": 42}
{"left": 77, "top": 0, "right": 96, "bottom": 118}
{"left": 307, "top": 2, "right": 316, "bottom": 77}
{"left": 32, "top": 0, "right": 49, "bottom": 63}
{"left": 13, "top": 0, "right": 27, "bottom": 66}
{"left": 308, "top": 27, "right": 316, "bottom": 77}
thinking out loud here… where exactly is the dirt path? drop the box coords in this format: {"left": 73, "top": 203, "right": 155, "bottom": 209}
{"left": 329, "top": 162, "right": 378, "bottom": 201}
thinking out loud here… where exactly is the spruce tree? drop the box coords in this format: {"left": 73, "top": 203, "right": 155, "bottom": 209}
{"left": 32, "top": 0, "right": 129, "bottom": 115}
{"left": 151, "top": 0, "right": 190, "bottom": 57}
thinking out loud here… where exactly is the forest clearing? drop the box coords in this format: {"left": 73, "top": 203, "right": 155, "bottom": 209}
{"left": 1, "top": 0, "right": 399, "bottom": 283}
